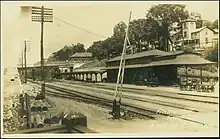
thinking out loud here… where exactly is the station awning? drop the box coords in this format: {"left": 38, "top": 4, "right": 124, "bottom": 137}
{"left": 72, "top": 67, "right": 106, "bottom": 73}
{"left": 103, "top": 54, "right": 216, "bottom": 70}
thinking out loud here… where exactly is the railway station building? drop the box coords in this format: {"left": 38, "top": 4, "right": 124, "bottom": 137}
{"left": 104, "top": 49, "right": 217, "bottom": 85}
{"left": 18, "top": 49, "right": 217, "bottom": 86}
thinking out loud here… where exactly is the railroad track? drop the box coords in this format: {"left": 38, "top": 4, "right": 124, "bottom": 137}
{"left": 28, "top": 80, "right": 210, "bottom": 126}
{"left": 42, "top": 80, "right": 218, "bottom": 114}
{"left": 56, "top": 79, "right": 219, "bottom": 104}
{"left": 29, "top": 81, "right": 158, "bottom": 119}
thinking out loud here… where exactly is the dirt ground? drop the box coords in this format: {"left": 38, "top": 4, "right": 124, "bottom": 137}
{"left": 49, "top": 96, "right": 219, "bottom": 134}
{"left": 2, "top": 70, "right": 23, "bottom": 133}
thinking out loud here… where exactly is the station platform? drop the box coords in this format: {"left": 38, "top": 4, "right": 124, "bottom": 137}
{"left": 96, "top": 82, "right": 219, "bottom": 98}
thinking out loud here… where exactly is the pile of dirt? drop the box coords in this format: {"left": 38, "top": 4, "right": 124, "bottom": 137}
{"left": 3, "top": 93, "right": 23, "bottom": 133}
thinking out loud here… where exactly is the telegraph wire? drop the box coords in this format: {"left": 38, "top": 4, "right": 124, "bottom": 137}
{"left": 53, "top": 16, "right": 109, "bottom": 39}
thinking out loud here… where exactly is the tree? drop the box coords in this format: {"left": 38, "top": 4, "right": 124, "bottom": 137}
{"left": 189, "top": 12, "right": 203, "bottom": 29}
{"left": 129, "top": 19, "right": 148, "bottom": 52}
{"left": 71, "top": 43, "right": 86, "bottom": 55}
{"left": 113, "top": 21, "right": 127, "bottom": 39}
{"left": 88, "top": 21, "right": 127, "bottom": 60}
{"left": 47, "top": 43, "right": 86, "bottom": 61}
{"left": 87, "top": 40, "right": 106, "bottom": 60}
{"left": 207, "top": 46, "right": 218, "bottom": 62}
{"left": 112, "top": 21, "right": 127, "bottom": 56}
{"left": 190, "top": 12, "right": 202, "bottom": 20}
{"left": 146, "top": 4, "right": 189, "bottom": 51}
{"left": 128, "top": 17, "right": 162, "bottom": 52}
{"left": 196, "top": 20, "right": 203, "bottom": 28}
{"left": 202, "top": 20, "right": 213, "bottom": 28}
{"left": 212, "top": 19, "right": 218, "bottom": 29}
{"left": 55, "top": 45, "right": 71, "bottom": 61}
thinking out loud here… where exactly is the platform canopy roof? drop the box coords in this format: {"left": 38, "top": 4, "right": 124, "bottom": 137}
{"left": 107, "top": 49, "right": 170, "bottom": 62}
{"left": 104, "top": 53, "right": 216, "bottom": 70}
{"left": 76, "top": 59, "right": 106, "bottom": 69}
{"left": 70, "top": 52, "right": 92, "bottom": 58}
{"left": 106, "top": 49, "right": 197, "bottom": 62}
{"left": 69, "top": 59, "right": 107, "bottom": 73}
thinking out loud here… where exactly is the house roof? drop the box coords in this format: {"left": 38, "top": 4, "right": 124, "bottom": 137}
{"left": 214, "top": 29, "right": 219, "bottom": 33}
{"left": 104, "top": 54, "right": 215, "bottom": 70}
{"left": 191, "top": 26, "right": 207, "bottom": 33}
{"left": 107, "top": 49, "right": 170, "bottom": 62}
{"left": 191, "top": 26, "right": 215, "bottom": 34}
{"left": 75, "top": 59, "right": 106, "bottom": 69}
{"left": 181, "top": 19, "right": 196, "bottom": 23}
{"left": 70, "top": 52, "right": 92, "bottom": 58}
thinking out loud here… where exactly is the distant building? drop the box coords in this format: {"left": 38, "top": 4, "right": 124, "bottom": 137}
{"left": 70, "top": 52, "right": 93, "bottom": 63}
{"left": 213, "top": 29, "right": 219, "bottom": 45}
{"left": 171, "top": 19, "right": 218, "bottom": 52}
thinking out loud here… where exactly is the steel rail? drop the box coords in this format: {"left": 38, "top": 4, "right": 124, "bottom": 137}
{"left": 29, "top": 81, "right": 208, "bottom": 125}
{"left": 43, "top": 80, "right": 218, "bottom": 114}
{"left": 53, "top": 79, "right": 218, "bottom": 104}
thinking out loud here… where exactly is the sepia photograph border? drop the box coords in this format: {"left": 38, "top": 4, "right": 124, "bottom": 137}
{"left": 1, "top": 0, "right": 219, "bottom": 138}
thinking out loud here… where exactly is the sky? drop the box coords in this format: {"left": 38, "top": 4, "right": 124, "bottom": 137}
{"left": 1, "top": 1, "right": 219, "bottom": 68}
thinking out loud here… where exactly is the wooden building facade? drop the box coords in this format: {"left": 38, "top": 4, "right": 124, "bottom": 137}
{"left": 104, "top": 49, "right": 216, "bottom": 85}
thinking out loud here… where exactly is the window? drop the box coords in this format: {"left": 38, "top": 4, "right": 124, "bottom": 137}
{"left": 205, "top": 38, "right": 208, "bottom": 44}
{"left": 184, "top": 31, "right": 187, "bottom": 37}
{"left": 205, "top": 30, "right": 208, "bottom": 35}
{"left": 183, "top": 23, "right": 187, "bottom": 29}
{"left": 190, "top": 22, "right": 194, "bottom": 29}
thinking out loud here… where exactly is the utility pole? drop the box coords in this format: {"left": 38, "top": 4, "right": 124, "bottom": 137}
{"left": 40, "top": 6, "right": 44, "bottom": 83}
{"left": 40, "top": 6, "right": 45, "bottom": 99}
{"left": 24, "top": 40, "right": 27, "bottom": 83}
{"left": 21, "top": 51, "right": 24, "bottom": 83}
{"left": 31, "top": 6, "right": 53, "bottom": 99}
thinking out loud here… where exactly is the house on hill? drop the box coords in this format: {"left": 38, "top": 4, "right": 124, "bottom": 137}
{"left": 171, "top": 19, "right": 218, "bottom": 52}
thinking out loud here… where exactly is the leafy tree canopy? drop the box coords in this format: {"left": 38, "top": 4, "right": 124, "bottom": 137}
{"left": 47, "top": 43, "right": 85, "bottom": 61}
{"left": 146, "top": 4, "right": 189, "bottom": 51}
{"left": 48, "top": 4, "right": 216, "bottom": 62}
